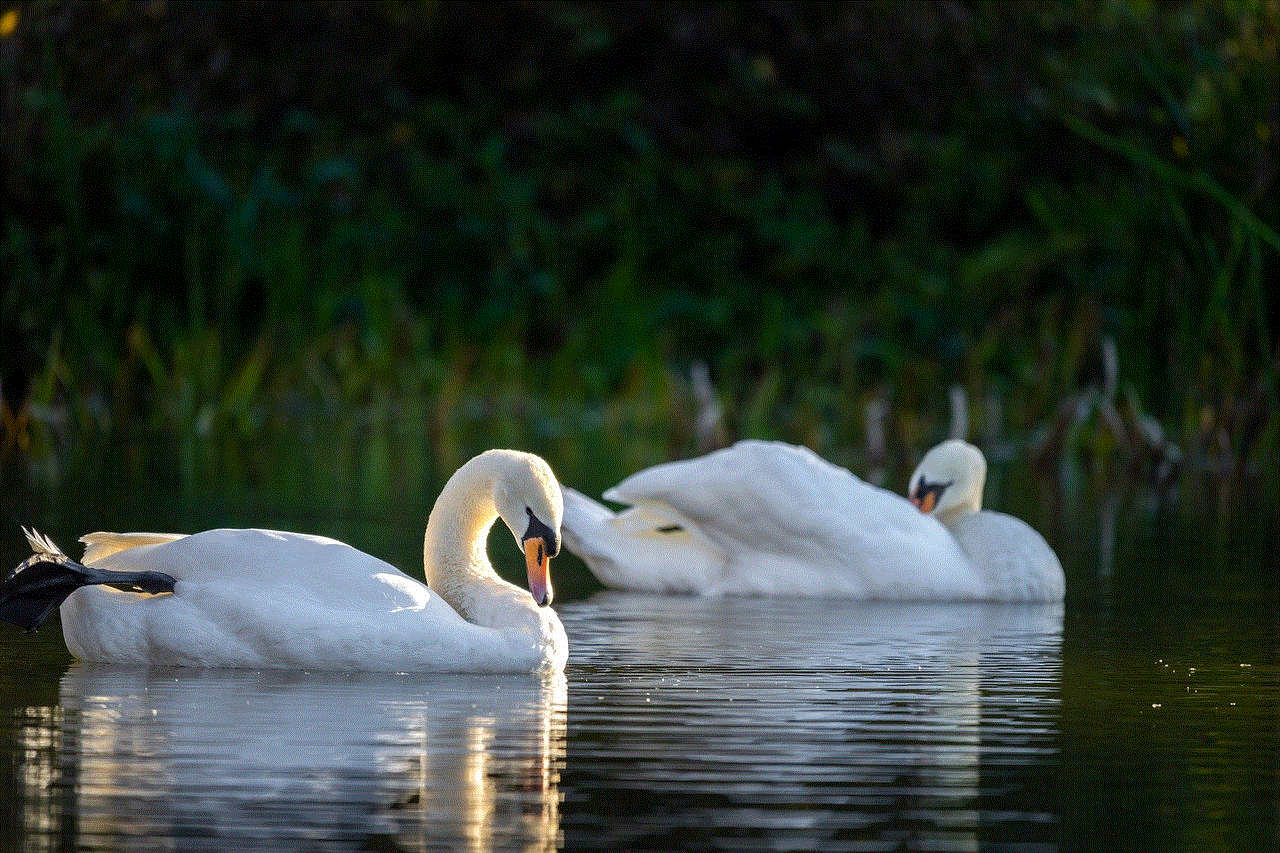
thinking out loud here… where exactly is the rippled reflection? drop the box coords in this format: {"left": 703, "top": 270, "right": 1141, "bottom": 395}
{"left": 558, "top": 594, "right": 1064, "bottom": 852}
{"left": 16, "top": 666, "right": 566, "bottom": 852}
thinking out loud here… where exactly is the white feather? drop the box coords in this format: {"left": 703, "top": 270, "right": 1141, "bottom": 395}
{"left": 561, "top": 439, "right": 1063, "bottom": 602}
{"left": 23, "top": 526, "right": 68, "bottom": 560}
{"left": 43, "top": 450, "right": 568, "bottom": 672}
{"left": 80, "top": 532, "right": 187, "bottom": 565}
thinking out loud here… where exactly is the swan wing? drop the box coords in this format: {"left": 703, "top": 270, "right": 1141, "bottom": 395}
{"left": 605, "top": 441, "right": 849, "bottom": 565}
{"left": 604, "top": 441, "right": 978, "bottom": 598}
{"left": 80, "top": 532, "right": 189, "bottom": 565}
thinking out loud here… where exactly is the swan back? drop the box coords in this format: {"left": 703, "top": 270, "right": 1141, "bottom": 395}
{"left": 948, "top": 511, "right": 1065, "bottom": 602}
{"left": 81, "top": 532, "right": 188, "bottom": 565}
{"left": 606, "top": 441, "right": 981, "bottom": 598}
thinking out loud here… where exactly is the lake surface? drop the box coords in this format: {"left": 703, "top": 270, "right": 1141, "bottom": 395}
{"left": 0, "top": 444, "right": 1276, "bottom": 852}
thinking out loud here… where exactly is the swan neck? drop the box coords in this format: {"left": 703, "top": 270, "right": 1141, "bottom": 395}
{"left": 424, "top": 454, "right": 503, "bottom": 614}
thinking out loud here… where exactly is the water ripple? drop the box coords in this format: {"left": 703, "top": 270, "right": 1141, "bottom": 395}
{"left": 556, "top": 594, "right": 1064, "bottom": 851}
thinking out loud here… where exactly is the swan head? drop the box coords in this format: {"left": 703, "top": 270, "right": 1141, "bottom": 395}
{"left": 907, "top": 439, "right": 986, "bottom": 521}
{"left": 491, "top": 452, "right": 564, "bottom": 607}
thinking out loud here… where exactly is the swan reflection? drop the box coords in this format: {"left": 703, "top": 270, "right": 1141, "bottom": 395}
{"left": 559, "top": 594, "right": 1064, "bottom": 852}
{"left": 20, "top": 666, "right": 565, "bottom": 852}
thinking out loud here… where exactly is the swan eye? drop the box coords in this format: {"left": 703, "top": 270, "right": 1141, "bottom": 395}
{"left": 522, "top": 510, "right": 560, "bottom": 558}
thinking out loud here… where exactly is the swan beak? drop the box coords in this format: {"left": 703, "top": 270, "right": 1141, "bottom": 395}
{"left": 910, "top": 478, "right": 948, "bottom": 514}
{"left": 911, "top": 492, "right": 938, "bottom": 514}
{"left": 524, "top": 537, "right": 553, "bottom": 607}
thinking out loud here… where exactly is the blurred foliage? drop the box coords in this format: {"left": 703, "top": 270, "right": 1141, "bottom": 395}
{"left": 1, "top": 0, "right": 1276, "bottom": 488}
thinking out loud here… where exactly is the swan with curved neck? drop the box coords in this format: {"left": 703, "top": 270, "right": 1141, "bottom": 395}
{"left": 561, "top": 438, "right": 1064, "bottom": 602}
{"left": 424, "top": 449, "right": 564, "bottom": 628}
{"left": 907, "top": 439, "right": 986, "bottom": 521}
{"left": 0, "top": 449, "right": 568, "bottom": 672}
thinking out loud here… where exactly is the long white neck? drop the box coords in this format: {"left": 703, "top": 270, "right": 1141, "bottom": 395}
{"left": 423, "top": 453, "right": 507, "bottom": 621}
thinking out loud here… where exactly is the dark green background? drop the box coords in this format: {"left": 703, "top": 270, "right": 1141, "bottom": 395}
{"left": 3, "top": 1, "right": 1277, "bottom": 486}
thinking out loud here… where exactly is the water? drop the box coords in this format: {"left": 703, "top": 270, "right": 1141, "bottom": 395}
{"left": 0, "top": 445, "right": 1276, "bottom": 852}
{"left": 8, "top": 667, "right": 565, "bottom": 852}
{"left": 559, "top": 596, "right": 1064, "bottom": 852}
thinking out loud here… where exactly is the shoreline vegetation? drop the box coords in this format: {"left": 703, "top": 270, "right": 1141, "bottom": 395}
{"left": 3, "top": 2, "right": 1276, "bottom": 494}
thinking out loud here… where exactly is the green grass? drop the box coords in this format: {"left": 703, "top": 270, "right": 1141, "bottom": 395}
{"left": 2, "top": 1, "right": 1276, "bottom": 490}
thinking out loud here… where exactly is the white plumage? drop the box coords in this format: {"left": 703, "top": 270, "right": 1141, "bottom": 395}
{"left": 562, "top": 439, "right": 1063, "bottom": 602}
{"left": 23, "top": 449, "right": 568, "bottom": 672}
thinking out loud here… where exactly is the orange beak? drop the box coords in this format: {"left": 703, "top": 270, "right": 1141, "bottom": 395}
{"left": 911, "top": 491, "right": 937, "bottom": 514}
{"left": 524, "top": 537, "right": 553, "bottom": 607}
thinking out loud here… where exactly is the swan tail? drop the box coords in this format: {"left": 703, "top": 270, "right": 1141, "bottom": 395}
{"left": 562, "top": 487, "right": 615, "bottom": 527}
{"left": 2, "top": 527, "right": 178, "bottom": 632}
{"left": 560, "top": 487, "right": 615, "bottom": 564}
{"left": 559, "top": 492, "right": 724, "bottom": 593}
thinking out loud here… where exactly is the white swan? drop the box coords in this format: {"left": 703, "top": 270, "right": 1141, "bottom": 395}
{"left": 561, "top": 439, "right": 1063, "bottom": 602}
{"left": 0, "top": 449, "right": 568, "bottom": 672}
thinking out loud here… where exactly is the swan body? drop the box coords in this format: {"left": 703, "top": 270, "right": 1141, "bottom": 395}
{"left": 5, "top": 450, "right": 568, "bottom": 672}
{"left": 561, "top": 439, "right": 1063, "bottom": 602}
